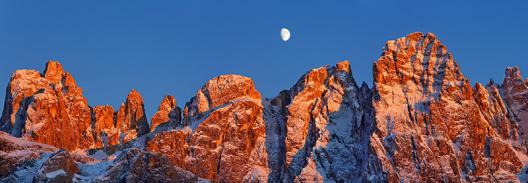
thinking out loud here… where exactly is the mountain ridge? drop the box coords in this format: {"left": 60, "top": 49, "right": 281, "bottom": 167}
{"left": 1, "top": 32, "right": 528, "bottom": 182}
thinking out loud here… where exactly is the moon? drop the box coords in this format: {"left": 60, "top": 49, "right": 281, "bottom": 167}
{"left": 281, "top": 28, "right": 291, "bottom": 42}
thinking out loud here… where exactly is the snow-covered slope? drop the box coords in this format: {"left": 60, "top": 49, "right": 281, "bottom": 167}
{"left": 0, "top": 132, "right": 206, "bottom": 183}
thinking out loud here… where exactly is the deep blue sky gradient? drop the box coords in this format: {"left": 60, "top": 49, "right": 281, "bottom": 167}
{"left": 1, "top": 0, "right": 527, "bottom": 117}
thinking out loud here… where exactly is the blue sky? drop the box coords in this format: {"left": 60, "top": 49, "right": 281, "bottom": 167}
{"left": 1, "top": 0, "right": 527, "bottom": 117}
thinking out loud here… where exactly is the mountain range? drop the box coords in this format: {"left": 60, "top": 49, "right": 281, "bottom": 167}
{"left": 1, "top": 32, "right": 528, "bottom": 182}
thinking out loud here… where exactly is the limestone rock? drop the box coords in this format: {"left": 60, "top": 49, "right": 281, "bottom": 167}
{"left": 92, "top": 105, "right": 119, "bottom": 149}
{"left": 150, "top": 95, "right": 181, "bottom": 132}
{"left": 265, "top": 61, "right": 373, "bottom": 182}
{"left": 116, "top": 89, "right": 149, "bottom": 144}
{"left": 147, "top": 74, "right": 268, "bottom": 182}
{"left": 0, "top": 61, "right": 94, "bottom": 151}
{"left": 370, "top": 32, "right": 523, "bottom": 182}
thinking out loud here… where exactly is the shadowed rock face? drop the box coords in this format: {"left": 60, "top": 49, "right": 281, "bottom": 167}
{"left": 97, "top": 148, "right": 201, "bottom": 183}
{"left": 263, "top": 61, "right": 373, "bottom": 182}
{"left": 33, "top": 150, "right": 81, "bottom": 182}
{"left": 0, "top": 131, "right": 58, "bottom": 178}
{"left": 2, "top": 32, "right": 528, "bottom": 182}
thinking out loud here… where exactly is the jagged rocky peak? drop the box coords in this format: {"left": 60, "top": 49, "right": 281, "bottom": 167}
{"left": 501, "top": 67, "right": 528, "bottom": 152}
{"left": 42, "top": 61, "right": 81, "bottom": 95}
{"left": 369, "top": 32, "right": 523, "bottom": 182}
{"left": 0, "top": 60, "right": 94, "bottom": 151}
{"left": 150, "top": 95, "right": 181, "bottom": 132}
{"left": 503, "top": 66, "right": 527, "bottom": 99}
{"left": 505, "top": 66, "right": 523, "bottom": 80}
{"left": 1, "top": 70, "right": 47, "bottom": 132}
{"left": 203, "top": 74, "right": 261, "bottom": 107}
{"left": 183, "top": 74, "right": 261, "bottom": 123}
{"left": 43, "top": 60, "right": 65, "bottom": 84}
{"left": 502, "top": 67, "right": 528, "bottom": 117}
{"left": 374, "top": 32, "right": 467, "bottom": 98}
{"left": 266, "top": 60, "right": 373, "bottom": 182}
{"left": 147, "top": 74, "right": 268, "bottom": 182}
{"left": 372, "top": 32, "right": 472, "bottom": 136}
{"left": 116, "top": 89, "right": 149, "bottom": 143}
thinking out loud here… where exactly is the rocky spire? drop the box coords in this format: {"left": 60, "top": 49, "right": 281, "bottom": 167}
{"left": 43, "top": 60, "right": 64, "bottom": 85}
{"left": 503, "top": 67, "right": 527, "bottom": 105}
{"left": 150, "top": 95, "right": 181, "bottom": 132}
{"left": 116, "top": 89, "right": 149, "bottom": 144}
{"left": 502, "top": 67, "right": 528, "bottom": 152}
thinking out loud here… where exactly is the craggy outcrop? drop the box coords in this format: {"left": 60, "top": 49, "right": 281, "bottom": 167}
{"left": 92, "top": 105, "right": 119, "bottom": 149}
{"left": 150, "top": 95, "right": 181, "bottom": 132}
{"left": 116, "top": 89, "right": 150, "bottom": 144}
{"left": 370, "top": 32, "right": 523, "bottom": 182}
{"left": 147, "top": 75, "right": 268, "bottom": 182}
{"left": 503, "top": 67, "right": 528, "bottom": 152}
{"left": 0, "top": 61, "right": 94, "bottom": 151}
{"left": 265, "top": 61, "right": 373, "bottom": 182}
{"left": 96, "top": 148, "right": 202, "bottom": 183}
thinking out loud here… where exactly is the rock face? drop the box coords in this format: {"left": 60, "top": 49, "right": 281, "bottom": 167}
{"left": 370, "top": 32, "right": 523, "bottom": 182}
{"left": 0, "top": 131, "right": 58, "bottom": 178}
{"left": 474, "top": 81, "right": 522, "bottom": 151}
{"left": 116, "top": 89, "right": 150, "bottom": 144}
{"left": 0, "top": 61, "right": 94, "bottom": 151}
{"left": 0, "top": 134, "right": 203, "bottom": 183}
{"left": 92, "top": 105, "right": 119, "bottom": 149}
{"left": 2, "top": 32, "right": 528, "bottom": 182}
{"left": 503, "top": 67, "right": 528, "bottom": 152}
{"left": 33, "top": 150, "right": 81, "bottom": 182}
{"left": 0, "top": 61, "right": 151, "bottom": 152}
{"left": 150, "top": 95, "right": 181, "bottom": 132}
{"left": 265, "top": 61, "right": 373, "bottom": 182}
{"left": 147, "top": 74, "right": 268, "bottom": 182}
{"left": 96, "top": 148, "right": 201, "bottom": 183}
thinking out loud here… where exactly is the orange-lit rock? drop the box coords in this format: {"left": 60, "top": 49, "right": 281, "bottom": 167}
{"left": 0, "top": 61, "right": 94, "bottom": 151}
{"left": 150, "top": 95, "right": 181, "bottom": 132}
{"left": 92, "top": 105, "right": 119, "bottom": 148}
{"left": 370, "top": 32, "right": 523, "bottom": 182}
{"left": 1, "top": 33, "right": 528, "bottom": 182}
{"left": 147, "top": 74, "right": 268, "bottom": 182}
{"left": 503, "top": 67, "right": 528, "bottom": 153}
{"left": 116, "top": 89, "right": 149, "bottom": 144}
